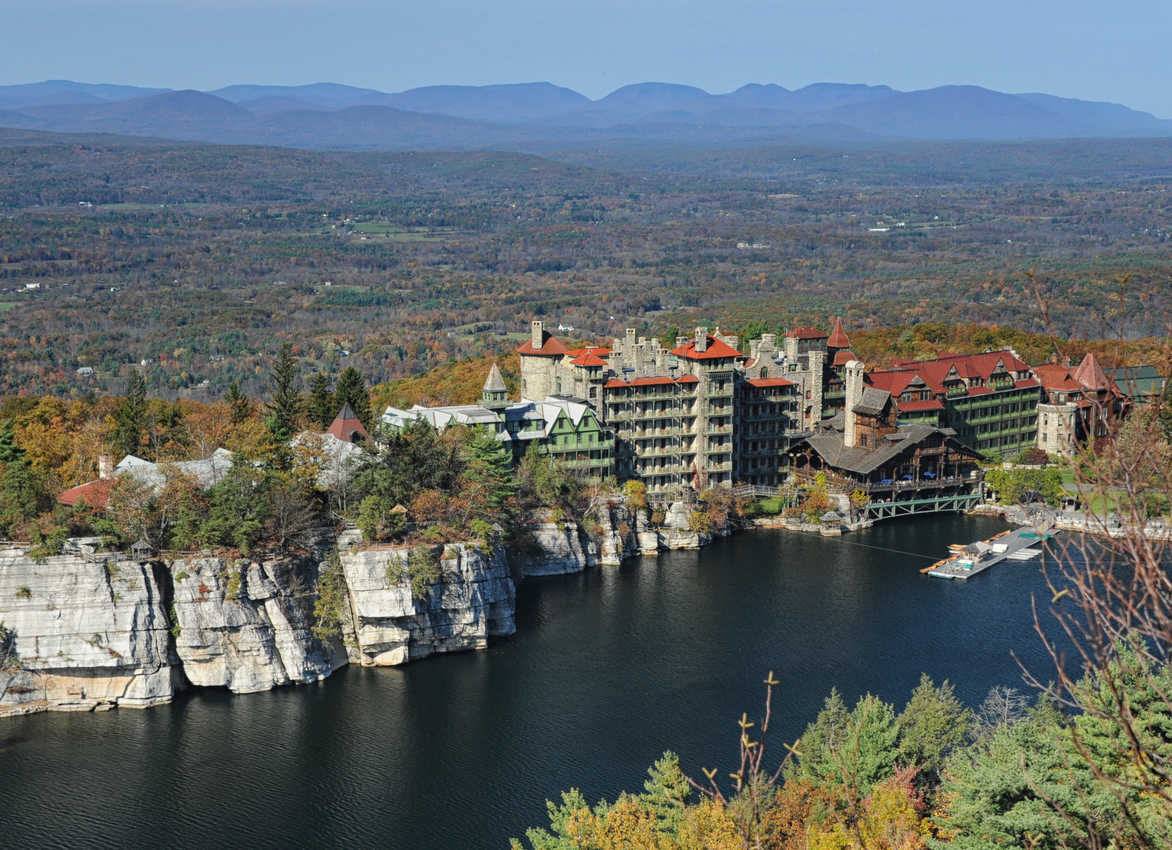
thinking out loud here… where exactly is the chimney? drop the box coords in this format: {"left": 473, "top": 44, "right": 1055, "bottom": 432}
{"left": 530, "top": 320, "right": 543, "bottom": 351}
{"left": 843, "top": 360, "right": 865, "bottom": 449}
{"left": 98, "top": 455, "right": 113, "bottom": 480}
{"left": 694, "top": 326, "right": 708, "bottom": 353}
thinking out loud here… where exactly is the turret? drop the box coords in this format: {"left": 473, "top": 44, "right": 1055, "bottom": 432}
{"left": 482, "top": 362, "right": 508, "bottom": 410}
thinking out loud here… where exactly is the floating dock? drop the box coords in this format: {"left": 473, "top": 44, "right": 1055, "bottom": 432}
{"left": 921, "top": 526, "right": 1051, "bottom": 580}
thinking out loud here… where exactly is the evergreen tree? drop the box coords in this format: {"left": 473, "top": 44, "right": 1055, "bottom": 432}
{"left": 0, "top": 420, "right": 24, "bottom": 465}
{"left": 112, "top": 369, "right": 148, "bottom": 459}
{"left": 226, "top": 382, "right": 252, "bottom": 426}
{"left": 334, "top": 366, "right": 371, "bottom": 429}
{"left": 265, "top": 343, "right": 301, "bottom": 444}
{"left": 462, "top": 428, "right": 516, "bottom": 524}
{"left": 307, "top": 372, "right": 336, "bottom": 429}
{"left": 897, "top": 673, "right": 973, "bottom": 787}
{"left": 787, "top": 689, "right": 900, "bottom": 799}
{"left": 639, "top": 751, "right": 692, "bottom": 834}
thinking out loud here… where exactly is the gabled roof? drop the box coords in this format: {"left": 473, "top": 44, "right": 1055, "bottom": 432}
{"left": 670, "top": 334, "right": 743, "bottom": 360}
{"left": 517, "top": 330, "right": 569, "bottom": 356}
{"left": 1033, "top": 363, "right": 1082, "bottom": 392}
{"left": 831, "top": 349, "right": 858, "bottom": 367}
{"left": 827, "top": 317, "right": 851, "bottom": 349}
{"left": 852, "top": 387, "right": 892, "bottom": 417}
{"left": 327, "top": 402, "right": 370, "bottom": 443}
{"left": 795, "top": 419, "right": 979, "bottom": 475}
{"left": 483, "top": 362, "right": 507, "bottom": 393}
{"left": 786, "top": 326, "right": 828, "bottom": 340}
{"left": 870, "top": 349, "right": 1031, "bottom": 395}
{"left": 58, "top": 478, "right": 115, "bottom": 510}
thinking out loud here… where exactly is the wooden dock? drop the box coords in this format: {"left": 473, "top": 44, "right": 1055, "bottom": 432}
{"left": 921, "top": 526, "right": 1050, "bottom": 580}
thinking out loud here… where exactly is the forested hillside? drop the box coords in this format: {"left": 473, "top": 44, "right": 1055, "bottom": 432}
{"left": 1, "top": 132, "right": 1169, "bottom": 398}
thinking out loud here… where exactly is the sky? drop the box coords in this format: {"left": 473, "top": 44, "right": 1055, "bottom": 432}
{"left": 5, "top": 0, "right": 1171, "bottom": 117}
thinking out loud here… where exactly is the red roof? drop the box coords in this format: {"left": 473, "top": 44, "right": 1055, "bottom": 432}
{"left": 895, "top": 398, "right": 944, "bottom": 412}
{"left": 747, "top": 377, "right": 795, "bottom": 388}
{"left": 831, "top": 350, "right": 858, "bottom": 367}
{"left": 570, "top": 350, "right": 607, "bottom": 367}
{"left": 567, "top": 346, "right": 611, "bottom": 358}
{"left": 670, "top": 335, "right": 743, "bottom": 360}
{"left": 870, "top": 350, "right": 1030, "bottom": 396}
{"left": 827, "top": 317, "right": 851, "bottom": 349}
{"left": 517, "top": 330, "right": 569, "bottom": 357}
{"left": 1034, "top": 363, "right": 1082, "bottom": 392}
{"left": 967, "top": 386, "right": 992, "bottom": 397}
{"left": 1072, "top": 352, "right": 1120, "bottom": 395}
{"left": 327, "top": 403, "right": 370, "bottom": 443}
{"left": 58, "top": 478, "right": 114, "bottom": 510}
{"left": 786, "top": 326, "right": 828, "bottom": 340}
{"left": 1014, "top": 378, "right": 1040, "bottom": 389}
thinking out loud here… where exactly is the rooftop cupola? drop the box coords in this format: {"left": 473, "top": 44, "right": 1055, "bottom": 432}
{"left": 482, "top": 362, "right": 509, "bottom": 410}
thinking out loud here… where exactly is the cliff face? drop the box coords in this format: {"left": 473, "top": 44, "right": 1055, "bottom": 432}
{"left": 0, "top": 543, "right": 179, "bottom": 715}
{"left": 2, "top": 531, "right": 518, "bottom": 715}
{"left": 511, "top": 515, "right": 593, "bottom": 576}
{"left": 337, "top": 532, "right": 516, "bottom": 666}
{"left": 169, "top": 555, "right": 345, "bottom": 694}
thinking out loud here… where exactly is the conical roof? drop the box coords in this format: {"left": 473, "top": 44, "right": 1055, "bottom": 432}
{"left": 327, "top": 402, "right": 370, "bottom": 442}
{"left": 827, "top": 316, "right": 851, "bottom": 349}
{"left": 1073, "top": 352, "right": 1111, "bottom": 391}
{"left": 483, "top": 362, "right": 506, "bottom": 393}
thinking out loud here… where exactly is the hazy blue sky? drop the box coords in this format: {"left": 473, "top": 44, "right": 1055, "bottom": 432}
{"left": 6, "top": 0, "right": 1171, "bottom": 117}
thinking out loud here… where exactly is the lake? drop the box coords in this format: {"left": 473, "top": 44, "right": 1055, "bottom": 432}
{"left": 1, "top": 514, "right": 1065, "bottom": 849}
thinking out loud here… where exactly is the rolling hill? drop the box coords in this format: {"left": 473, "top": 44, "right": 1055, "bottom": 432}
{"left": 0, "top": 78, "right": 1166, "bottom": 150}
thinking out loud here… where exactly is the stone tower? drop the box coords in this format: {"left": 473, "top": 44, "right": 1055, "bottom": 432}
{"left": 843, "top": 360, "right": 865, "bottom": 448}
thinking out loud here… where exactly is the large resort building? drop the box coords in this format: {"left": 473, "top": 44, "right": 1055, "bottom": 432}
{"left": 865, "top": 350, "right": 1041, "bottom": 458}
{"left": 380, "top": 318, "right": 1146, "bottom": 497}
{"left": 787, "top": 360, "right": 985, "bottom": 510}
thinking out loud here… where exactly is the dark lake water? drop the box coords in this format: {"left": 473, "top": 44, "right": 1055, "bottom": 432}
{"left": 1, "top": 514, "right": 1067, "bottom": 849}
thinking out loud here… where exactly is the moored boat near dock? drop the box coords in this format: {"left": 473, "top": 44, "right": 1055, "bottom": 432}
{"left": 925, "top": 526, "right": 1051, "bottom": 579}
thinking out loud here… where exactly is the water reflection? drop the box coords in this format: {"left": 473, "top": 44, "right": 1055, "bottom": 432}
{"left": 4, "top": 515, "right": 1066, "bottom": 849}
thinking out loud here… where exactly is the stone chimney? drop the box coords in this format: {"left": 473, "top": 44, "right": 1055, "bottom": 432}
{"left": 843, "top": 360, "right": 865, "bottom": 449}
{"left": 694, "top": 326, "right": 708, "bottom": 353}
{"left": 530, "top": 320, "right": 544, "bottom": 351}
{"left": 98, "top": 455, "right": 113, "bottom": 480}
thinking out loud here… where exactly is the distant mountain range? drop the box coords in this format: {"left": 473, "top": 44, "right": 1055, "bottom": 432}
{"left": 0, "top": 79, "right": 1167, "bottom": 150}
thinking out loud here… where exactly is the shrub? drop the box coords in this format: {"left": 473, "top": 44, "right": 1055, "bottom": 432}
{"left": 312, "top": 552, "right": 349, "bottom": 642}
{"left": 623, "top": 479, "right": 648, "bottom": 510}
{"left": 15, "top": 585, "right": 31, "bottom": 599}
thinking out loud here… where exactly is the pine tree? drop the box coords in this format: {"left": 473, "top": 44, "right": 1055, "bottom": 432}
{"left": 226, "top": 382, "right": 251, "bottom": 425}
{"left": 112, "top": 369, "right": 148, "bottom": 459}
{"left": 265, "top": 343, "right": 301, "bottom": 443}
{"left": 307, "top": 372, "right": 336, "bottom": 429}
{"left": 0, "top": 420, "right": 24, "bottom": 465}
{"left": 897, "top": 673, "right": 973, "bottom": 787}
{"left": 334, "top": 366, "right": 371, "bottom": 429}
{"left": 463, "top": 428, "right": 516, "bottom": 525}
